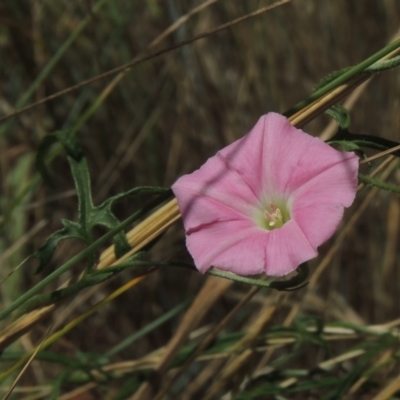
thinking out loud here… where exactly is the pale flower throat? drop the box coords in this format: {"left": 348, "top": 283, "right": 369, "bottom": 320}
{"left": 255, "top": 200, "right": 291, "bottom": 231}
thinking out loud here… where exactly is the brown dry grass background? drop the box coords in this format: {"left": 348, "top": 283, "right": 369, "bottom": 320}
{"left": 1, "top": 0, "right": 400, "bottom": 399}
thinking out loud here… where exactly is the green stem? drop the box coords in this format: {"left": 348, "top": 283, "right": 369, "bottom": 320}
{"left": 105, "top": 300, "right": 191, "bottom": 358}
{"left": 145, "top": 261, "right": 309, "bottom": 290}
{"left": 358, "top": 173, "right": 400, "bottom": 194}
{"left": 0, "top": 191, "right": 172, "bottom": 322}
{"left": 0, "top": 0, "right": 110, "bottom": 138}
{"left": 284, "top": 38, "right": 400, "bottom": 117}
{"left": 0, "top": 0, "right": 111, "bottom": 227}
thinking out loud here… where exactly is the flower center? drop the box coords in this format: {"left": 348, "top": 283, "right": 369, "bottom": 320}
{"left": 254, "top": 200, "right": 291, "bottom": 231}
{"left": 264, "top": 203, "right": 283, "bottom": 228}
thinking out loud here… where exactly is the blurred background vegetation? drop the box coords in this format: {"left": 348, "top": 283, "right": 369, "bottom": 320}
{"left": 1, "top": 0, "right": 400, "bottom": 398}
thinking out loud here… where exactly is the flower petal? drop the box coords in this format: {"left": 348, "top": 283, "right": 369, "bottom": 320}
{"left": 262, "top": 220, "right": 317, "bottom": 276}
{"left": 185, "top": 220, "right": 266, "bottom": 275}
{"left": 217, "top": 116, "right": 267, "bottom": 196}
{"left": 282, "top": 149, "right": 359, "bottom": 199}
{"left": 291, "top": 155, "right": 359, "bottom": 208}
{"left": 292, "top": 203, "right": 344, "bottom": 248}
{"left": 172, "top": 152, "right": 260, "bottom": 228}
{"left": 186, "top": 218, "right": 317, "bottom": 276}
{"left": 247, "top": 113, "right": 359, "bottom": 198}
{"left": 172, "top": 190, "right": 243, "bottom": 229}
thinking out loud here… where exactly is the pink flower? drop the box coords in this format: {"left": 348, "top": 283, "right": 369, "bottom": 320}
{"left": 172, "top": 113, "right": 359, "bottom": 276}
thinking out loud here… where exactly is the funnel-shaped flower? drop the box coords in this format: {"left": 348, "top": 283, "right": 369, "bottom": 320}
{"left": 172, "top": 113, "right": 359, "bottom": 276}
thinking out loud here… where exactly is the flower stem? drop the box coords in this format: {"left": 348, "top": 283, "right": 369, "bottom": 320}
{"left": 358, "top": 173, "right": 400, "bottom": 194}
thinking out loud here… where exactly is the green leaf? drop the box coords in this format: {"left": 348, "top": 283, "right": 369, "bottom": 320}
{"left": 35, "top": 134, "right": 60, "bottom": 187}
{"left": 0, "top": 191, "right": 173, "bottom": 322}
{"left": 32, "top": 219, "right": 85, "bottom": 273}
{"left": 54, "top": 130, "right": 84, "bottom": 161}
{"left": 365, "top": 55, "right": 400, "bottom": 73}
{"left": 315, "top": 57, "right": 400, "bottom": 132}
{"left": 314, "top": 67, "right": 352, "bottom": 92}
{"left": 327, "top": 140, "right": 361, "bottom": 152}
{"left": 113, "top": 379, "right": 141, "bottom": 400}
{"left": 325, "top": 105, "right": 351, "bottom": 129}
{"left": 315, "top": 56, "right": 400, "bottom": 93}
{"left": 32, "top": 131, "right": 169, "bottom": 272}
{"left": 49, "top": 368, "right": 71, "bottom": 400}
{"left": 328, "top": 129, "right": 400, "bottom": 158}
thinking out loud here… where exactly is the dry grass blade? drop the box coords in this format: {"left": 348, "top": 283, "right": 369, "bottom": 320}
{"left": 97, "top": 198, "right": 180, "bottom": 269}
{"left": 2, "top": 325, "right": 52, "bottom": 400}
{"left": 0, "top": 302, "right": 66, "bottom": 351}
{"left": 0, "top": 276, "right": 146, "bottom": 381}
{"left": 372, "top": 372, "right": 400, "bottom": 400}
{"left": 319, "top": 27, "right": 400, "bottom": 141}
{"left": 153, "top": 286, "right": 263, "bottom": 400}
{"left": 291, "top": 75, "right": 370, "bottom": 128}
{"left": 130, "top": 276, "right": 233, "bottom": 400}
{"left": 318, "top": 349, "right": 366, "bottom": 371}
{"left": 203, "top": 349, "right": 254, "bottom": 400}
{"left": 292, "top": 36, "right": 400, "bottom": 129}
{"left": 319, "top": 78, "right": 372, "bottom": 141}
{"left": 0, "top": 220, "right": 47, "bottom": 266}
{"left": 200, "top": 298, "right": 281, "bottom": 399}
{"left": 360, "top": 144, "right": 400, "bottom": 164}
{"left": 348, "top": 349, "right": 394, "bottom": 396}
{"left": 0, "top": 197, "right": 179, "bottom": 352}
{"left": 59, "top": 383, "right": 97, "bottom": 400}
{"left": 0, "top": 0, "right": 290, "bottom": 124}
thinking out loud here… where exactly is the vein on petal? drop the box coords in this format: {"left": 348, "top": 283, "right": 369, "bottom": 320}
{"left": 176, "top": 185, "right": 252, "bottom": 220}
{"left": 216, "top": 152, "right": 262, "bottom": 208}
{"left": 190, "top": 223, "right": 266, "bottom": 267}
{"left": 291, "top": 154, "right": 358, "bottom": 203}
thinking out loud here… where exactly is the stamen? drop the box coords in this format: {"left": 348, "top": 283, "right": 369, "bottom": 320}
{"left": 264, "top": 210, "right": 274, "bottom": 222}
{"left": 264, "top": 204, "right": 283, "bottom": 228}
